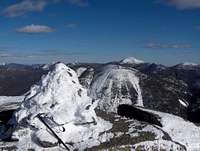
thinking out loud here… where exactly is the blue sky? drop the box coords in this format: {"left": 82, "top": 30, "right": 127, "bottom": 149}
{"left": 0, "top": 0, "right": 200, "bottom": 65}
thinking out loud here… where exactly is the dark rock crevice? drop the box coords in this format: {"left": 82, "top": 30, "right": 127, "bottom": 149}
{"left": 117, "top": 104, "right": 162, "bottom": 127}
{"left": 0, "top": 110, "right": 15, "bottom": 124}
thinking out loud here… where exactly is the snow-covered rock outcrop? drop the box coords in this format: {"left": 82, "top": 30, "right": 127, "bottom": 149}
{"left": 90, "top": 65, "right": 143, "bottom": 112}
{"left": 10, "top": 63, "right": 112, "bottom": 150}
{"left": 120, "top": 57, "right": 144, "bottom": 64}
{"left": 140, "top": 107, "right": 200, "bottom": 151}
{"left": 76, "top": 67, "right": 87, "bottom": 77}
{"left": 0, "top": 96, "right": 25, "bottom": 112}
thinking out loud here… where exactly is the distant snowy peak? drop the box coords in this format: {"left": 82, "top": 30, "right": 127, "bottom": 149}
{"left": 182, "top": 62, "right": 198, "bottom": 66}
{"left": 42, "top": 61, "right": 61, "bottom": 70}
{"left": 174, "top": 62, "right": 199, "bottom": 69}
{"left": 120, "top": 57, "right": 144, "bottom": 64}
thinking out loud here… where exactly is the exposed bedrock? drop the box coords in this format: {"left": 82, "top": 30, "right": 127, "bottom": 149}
{"left": 117, "top": 104, "right": 162, "bottom": 127}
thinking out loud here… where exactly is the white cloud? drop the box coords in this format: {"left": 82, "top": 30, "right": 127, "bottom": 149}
{"left": 3, "top": 0, "right": 89, "bottom": 17}
{"left": 163, "top": 0, "right": 200, "bottom": 9}
{"left": 146, "top": 42, "right": 192, "bottom": 49}
{"left": 16, "top": 24, "right": 54, "bottom": 34}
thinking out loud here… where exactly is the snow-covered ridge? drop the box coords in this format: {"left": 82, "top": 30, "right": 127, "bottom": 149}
{"left": 11, "top": 62, "right": 112, "bottom": 150}
{"left": 90, "top": 65, "right": 143, "bottom": 112}
{"left": 120, "top": 57, "right": 144, "bottom": 64}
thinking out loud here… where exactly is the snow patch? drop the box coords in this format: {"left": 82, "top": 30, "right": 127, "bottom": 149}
{"left": 178, "top": 99, "right": 189, "bottom": 107}
{"left": 127, "top": 122, "right": 164, "bottom": 139}
{"left": 132, "top": 140, "right": 185, "bottom": 151}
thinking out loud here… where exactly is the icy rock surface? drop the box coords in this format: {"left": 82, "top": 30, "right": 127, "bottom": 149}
{"left": 11, "top": 63, "right": 112, "bottom": 150}
{"left": 90, "top": 65, "right": 143, "bottom": 112}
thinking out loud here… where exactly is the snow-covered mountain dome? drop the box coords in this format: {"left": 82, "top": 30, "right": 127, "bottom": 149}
{"left": 10, "top": 63, "right": 112, "bottom": 150}
{"left": 90, "top": 65, "right": 143, "bottom": 112}
{"left": 120, "top": 57, "right": 144, "bottom": 64}
{"left": 182, "top": 62, "right": 198, "bottom": 66}
{"left": 173, "top": 62, "right": 199, "bottom": 70}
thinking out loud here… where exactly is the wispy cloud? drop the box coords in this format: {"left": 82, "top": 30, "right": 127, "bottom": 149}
{"left": 162, "top": 0, "right": 200, "bottom": 10}
{"left": 66, "top": 23, "right": 78, "bottom": 28}
{"left": 66, "top": 0, "right": 89, "bottom": 7}
{"left": 2, "top": 0, "right": 89, "bottom": 17}
{"left": 0, "top": 50, "right": 91, "bottom": 64}
{"left": 146, "top": 42, "right": 192, "bottom": 49}
{"left": 3, "top": 0, "right": 48, "bottom": 17}
{"left": 16, "top": 24, "right": 54, "bottom": 34}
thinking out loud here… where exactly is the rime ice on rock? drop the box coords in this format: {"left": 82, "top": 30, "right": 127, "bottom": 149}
{"left": 11, "top": 63, "right": 112, "bottom": 150}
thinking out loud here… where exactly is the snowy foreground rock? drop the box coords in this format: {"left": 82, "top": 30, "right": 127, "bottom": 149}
{"left": 9, "top": 63, "right": 112, "bottom": 150}
{"left": 140, "top": 107, "right": 200, "bottom": 151}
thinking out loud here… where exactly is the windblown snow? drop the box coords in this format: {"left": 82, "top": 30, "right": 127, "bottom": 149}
{"left": 10, "top": 63, "right": 112, "bottom": 150}
{"left": 90, "top": 65, "right": 143, "bottom": 112}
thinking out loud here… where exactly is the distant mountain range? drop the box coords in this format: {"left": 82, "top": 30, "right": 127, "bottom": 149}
{"left": 0, "top": 57, "right": 199, "bottom": 122}
{"left": 0, "top": 58, "right": 200, "bottom": 150}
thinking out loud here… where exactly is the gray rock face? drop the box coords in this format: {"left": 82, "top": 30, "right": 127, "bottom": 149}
{"left": 169, "top": 64, "right": 200, "bottom": 122}
{"left": 139, "top": 73, "right": 189, "bottom": 119}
